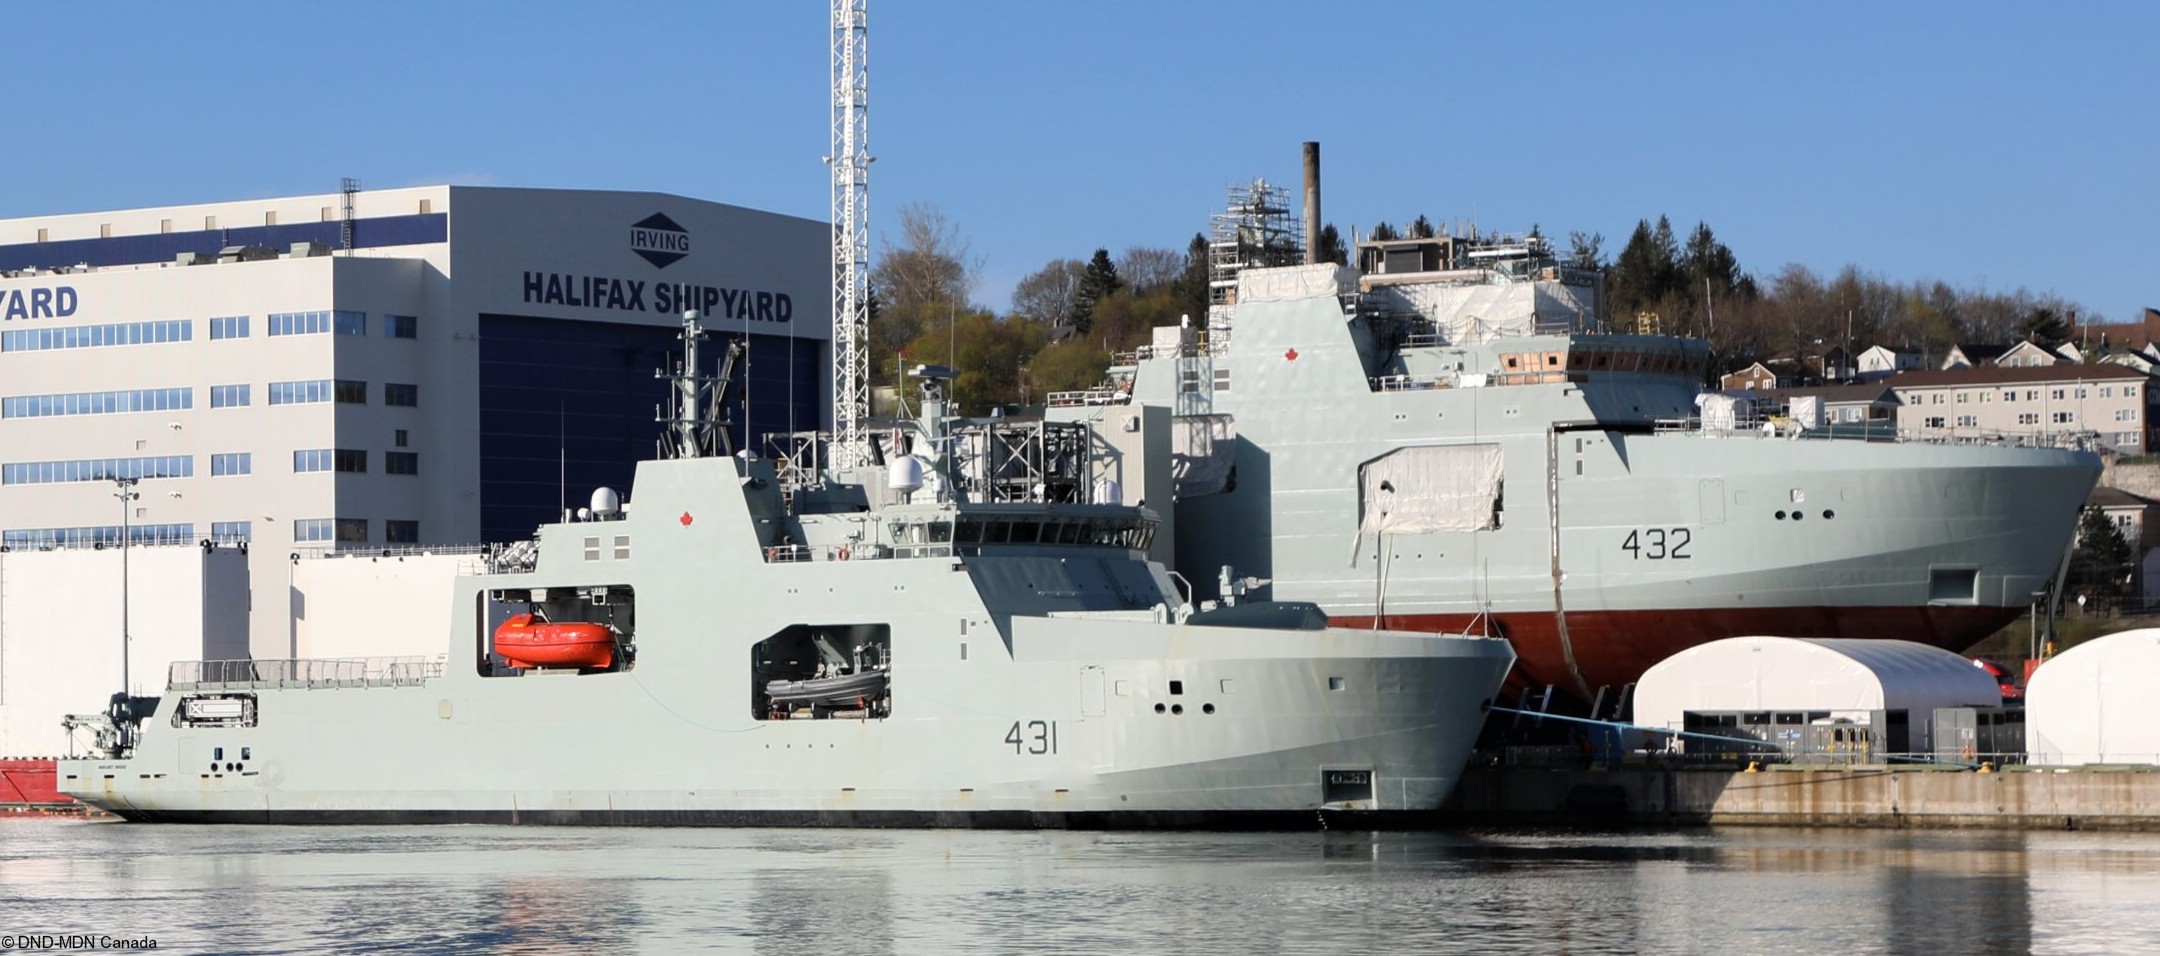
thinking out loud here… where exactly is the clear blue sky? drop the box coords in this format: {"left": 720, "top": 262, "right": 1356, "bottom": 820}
{"left": 7, "top": 2, "right": 2155, "bottom": 323}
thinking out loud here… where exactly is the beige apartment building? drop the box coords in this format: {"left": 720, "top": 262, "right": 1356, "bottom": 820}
{"left": 1886, "top": 365, "right": 2150, "bottom": 451}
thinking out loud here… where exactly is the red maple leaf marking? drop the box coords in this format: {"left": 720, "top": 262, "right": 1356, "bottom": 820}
{"left": 679, "top": 512, "right": 694, "bottom": 526}
{"left": 1285, "top": 348, "right": 1299, "bottom": 361}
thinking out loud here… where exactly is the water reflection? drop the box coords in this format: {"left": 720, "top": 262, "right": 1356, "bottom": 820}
{"left": 2, "top": 822, "right": 2158, "bottom": 954}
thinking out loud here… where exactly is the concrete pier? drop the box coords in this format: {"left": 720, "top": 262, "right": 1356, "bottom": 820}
{"left": 1449, "top": 765, "right": 2160, "bottom": 830}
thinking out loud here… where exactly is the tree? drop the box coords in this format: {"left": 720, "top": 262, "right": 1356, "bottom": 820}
{"left": 869, "top": 203, "right": 979, "bottom": 357}
{"left": 1170, "top": 232, "right": 1210, "bottom": 323}
{"left": 1566, "top": 231, "right": 1604, "bottom": 270}
{"left": 1367, "top": 221, "right": 1400, "bottom": 242}
{"left": 1314, "top": 224, "right": 1347, "bottom": 266}
{"left": 1408, "top": 215, "right": 1435, "bottom": 240}
{"left": 1011, "top": 258, "right": 1087, "bottom": 332}
{"left": 2020, "top": 307, "right": 2071, "bottom": 348}
{"left": 1069, "top": 248, "right": 1122, "bottom": 337}
{"left": 1026, "top": 340, "right": 1113, "bottom": 396}
{"left": 1116, "top": 246, "right": 1183, "bottom": 293}
{"left": 2067, "top": 506, "right": 2134, "bottom": 608}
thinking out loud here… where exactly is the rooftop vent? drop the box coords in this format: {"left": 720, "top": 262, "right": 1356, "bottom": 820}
{"left": 175, "top": 252, "right": 210, "bottom": 266}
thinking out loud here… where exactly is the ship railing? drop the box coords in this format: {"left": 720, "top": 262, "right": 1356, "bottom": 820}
{"left": 169, "top": 656, "right": 445, "bottom": 691}
{"left": 1369, "top": 374, "right": 1454, "bottom": 393}
{"left": 1046, "top": 387, "right": 1130, "bottom": 408}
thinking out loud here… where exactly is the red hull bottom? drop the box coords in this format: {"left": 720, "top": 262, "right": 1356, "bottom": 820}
{"left": 0, "top": 757, "right": 73, "bottom": 811}
{"left": 1331, "top": 605, "right": 2022, "bottom": 700}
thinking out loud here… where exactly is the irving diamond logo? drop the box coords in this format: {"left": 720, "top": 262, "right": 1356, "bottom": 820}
{"left": 629, "top": 213, "right": 690, "bottom": 269}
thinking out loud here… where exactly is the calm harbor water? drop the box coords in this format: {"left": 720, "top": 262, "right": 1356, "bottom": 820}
{"left": 3, "top": 819, "right": 2158, "bottom": 954}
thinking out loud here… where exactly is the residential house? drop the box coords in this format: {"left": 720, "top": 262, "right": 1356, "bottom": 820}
{"left": 1856, "top": 345, "right": 1924, "bottom": 382}
{"left": 1997, "top": 340, "right": 2061, "bottom": 368}
{"left": 1884, "top": 364, "right": 2150, "bottom": 452}
{"left": 2088, "top": 487, "right": 2160, "bottom": 607}
{"left": 1942, "top": 343, "right": 2011, "bottom": 369}
{"left": 1720, "top": 362, "right": 1777, "bottom": 391}
{"left": 1808, "top": 344, "right": 1857, "bottom": 383}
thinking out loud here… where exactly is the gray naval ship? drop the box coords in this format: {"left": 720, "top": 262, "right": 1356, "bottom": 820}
{"left": 59, "top": 315, "right": 1514, "bottom": 827}
{"left": 1052, "top": 172, "right": 2100, "bottom": 704}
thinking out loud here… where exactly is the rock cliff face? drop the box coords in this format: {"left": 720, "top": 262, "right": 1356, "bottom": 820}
{"left": 2102, "top": 459, "right": 2160, "bottom": 499}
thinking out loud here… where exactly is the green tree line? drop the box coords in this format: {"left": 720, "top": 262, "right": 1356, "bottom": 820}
{"left": 868, "top": 204, "right": 2098, "bottom": 414}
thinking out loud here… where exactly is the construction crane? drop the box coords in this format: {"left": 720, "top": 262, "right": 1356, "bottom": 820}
{"left": 828, "top": 0, "right": 871, "bottom": 469}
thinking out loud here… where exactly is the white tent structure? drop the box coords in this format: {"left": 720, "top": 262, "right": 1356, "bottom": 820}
{"left": 1635, "top": 637, "right": 2002, "bottom": 753}
{"left": 2026, "top": 628, "right": 2160, "bottom": 765}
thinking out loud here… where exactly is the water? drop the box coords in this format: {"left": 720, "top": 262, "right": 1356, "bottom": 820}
{"left": 4, "top": 821, "right": 2159, "bottom": 955}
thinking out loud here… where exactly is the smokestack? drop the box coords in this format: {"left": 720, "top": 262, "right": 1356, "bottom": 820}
{"left": 1302, "top": 141, "right": 1321, "bottom": 265}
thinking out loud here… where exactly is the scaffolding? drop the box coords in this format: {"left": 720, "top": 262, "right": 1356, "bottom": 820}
{"left": 1206, "top": 178, "right": 1304, "bottom": 337}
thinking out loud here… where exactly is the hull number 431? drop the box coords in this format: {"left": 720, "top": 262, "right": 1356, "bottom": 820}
{"left": 1006, "top": 720, "right": 1057, "bottom": 755}
{"left": 1622, "top": 528, "right": 1691, "bottom": 560}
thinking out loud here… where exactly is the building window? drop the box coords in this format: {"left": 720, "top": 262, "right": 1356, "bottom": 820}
{"left": 2119, "top": 432, "right": 2142, "bottom": 447}
{"left": 2127, "top": 386, "right": 2140, "bottom": 399}
{"left": 2003, "top": 390, "right": 2016, "bottom": 402}
{"left": 1924, "top": 416, "right": 1946, "bottom": 428}
{"left": 294, "top": 518, "right": 334, "bottom": 542}
{"left": 1932, "top": 394, "right": 1943, "bottom": 405}
{"left": 267, "top": 310, "right": 367, "bottom": 336}
{"left": 386, "top": 520, "right": 420, "bottom": 544}
{"left": 2119, "top": 409, "right": 2138, "bottom": 422}
{"left": 2077, "top": 387, "right": 2088, "bottom": 399}
{"left": 2054, "top": 411, "right": 2074, "bottom": 424}
{"left": 269, "top": 380, "right": 332, "bottom": 404}
{"left": 335, "top": 380, "right": 368, "bottom": 404}
{"left": 2, "top": 320, "right": 192, "bottom": 353}
{"left": 2102, "top": 387, "right": 2114, "bottom": 398}
{"left": 336, "top": 518, "right": 369, "bottom": 543}
{"left": 294, "top": 449, "right": 333, "bottom": 473}
{"left": 384, "top": 383, "right": 418, "bottom": 407}
{"left": 210, "top": 521, "right": 251, "bottom": 544}
{"left": 334, "top": 449, "right": 367, "bottom": 473}
{"left": 1956, "top": 415, "right": 1978, "bottom": 427}
{"left": 394, "top": 429, "right": 409, "bottom": 448}
{"left": 210, "top": 316, "right": 249, "bottom": 339}
{"left": 211, "top": 384, "right": 251, "bottom": 408}
{"left": 2, "top": 388, "right": 192, "bottom": 419}
{"left": 613, "top": 535, "right": 630, "bottom": 560}
{"left": 1956, "top": 392, "right": 1968, "bottom": 404}
{"left": 3, "top": 523, "right": 193, "bottom": 549}
{"left": 2, "top": 456, "right": 192, "bottom": 485}
{"left": 2019, "top": 412, "right": 2040, "bottom": 425}
{"left": 385, "top": 314, "right": 418, "bottom": 339}
{"left": 210, "top": 453, "right": 252, "bottom": 476}
{"left": 2052, "top": 389, "right": 2067, "bottom": 400}
{"left": 385, "top": 451, "right": 419, "bottom": 475}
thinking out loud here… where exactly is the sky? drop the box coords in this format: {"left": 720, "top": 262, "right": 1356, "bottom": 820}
{"left": 6, "top": 2, "right": 2156, "bottom": 324}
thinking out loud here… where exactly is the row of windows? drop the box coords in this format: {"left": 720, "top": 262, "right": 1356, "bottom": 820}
{"left": 210, "top": 453, "right": 251, "bottom": 476}
{"left": 2, "top": 387, "right": 192, "bottom": 419}
{"left": 289, "top": 518, "right": 421, "bottom": 544}
{"left": 267, "top": 310, "right": 367, "bottom": 337}
{"left": 1910, "top": 384, "right": 2140, "bottom": 405}
{"left": 210, "top": 521, "right": 251, "bottom": 543}
{"left": 1, "top": 455, "right": 192, "bottom": 485}
{"left": 268, "top": 379, "right": 365, "bottom": 405}
{"left": 1, "top": 524, "right": 195, "bottom": 549}
{"left": 211, "top": 384, "right": 250, "bottom": 407}
{"left": 1, "top": 319, "right": 192, "bottom": 353}
{"left": 0, "top": 312, "right": 422, "bottom": 351}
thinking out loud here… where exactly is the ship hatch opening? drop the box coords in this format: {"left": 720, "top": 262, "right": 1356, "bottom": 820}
{"left": 753, "top": 623, "right": 893, "bottom": 720}
{"left": 477, "top": 585, "right": 636, "bottom": 676}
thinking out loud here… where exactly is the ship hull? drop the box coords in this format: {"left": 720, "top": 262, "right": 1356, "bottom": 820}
{"left": 1335, "top": 604, "right": 2019, "bottom": 697}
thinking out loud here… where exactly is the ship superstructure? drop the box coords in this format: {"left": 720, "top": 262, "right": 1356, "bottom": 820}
{"left": 57, "top": 315, "right": 1513, "bottom": 826}
{"left": 1053, "top": 180, "right": 2099, "bottom": 705}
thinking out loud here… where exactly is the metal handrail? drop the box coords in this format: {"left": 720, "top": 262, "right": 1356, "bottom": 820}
{"left": 168, "top": 656, "right": 444, "bottom": 690}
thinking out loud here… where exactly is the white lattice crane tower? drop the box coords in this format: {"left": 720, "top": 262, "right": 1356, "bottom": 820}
{"left": 829, "top": 0, "right": 871, "bottom": 468}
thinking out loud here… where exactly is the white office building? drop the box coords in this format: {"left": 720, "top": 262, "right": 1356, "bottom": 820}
{"left": 0, "top": 186, "right": 831, "bottom": 664}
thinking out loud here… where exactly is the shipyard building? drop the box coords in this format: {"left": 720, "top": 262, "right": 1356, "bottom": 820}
{"left": 0, "top": 186, "right": 831, "bottom": 672}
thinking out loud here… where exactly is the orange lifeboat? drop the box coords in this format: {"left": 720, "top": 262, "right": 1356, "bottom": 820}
{"left": 493, "top": 613, "right": 615, "bottom": 669}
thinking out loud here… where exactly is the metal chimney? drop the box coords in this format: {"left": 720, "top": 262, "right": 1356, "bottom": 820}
{"left": 1302, "top": 142, "right": 1321, "bottom": 265}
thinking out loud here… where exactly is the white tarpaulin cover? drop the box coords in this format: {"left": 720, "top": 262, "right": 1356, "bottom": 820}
{"left": 1362, "top": 280, "right": 1596, "bottom": 344}
{"left": 1696, "top": 393, "right": 1745, "bottom": 431}
{"left": 1171, "top": 414, "right": 1236, "bottom": 498}
{"left": 1239, "top": 264, "right": 1356, "bottom": 304}
{"left": 1358, "top": 444, "right": 1503, "bottom": 534}
{"left": 1634, "top": 637, "right": 2002, "bottom": 746}
{"left": 2026, "top": 628, "right": 2160, "bottom": 765}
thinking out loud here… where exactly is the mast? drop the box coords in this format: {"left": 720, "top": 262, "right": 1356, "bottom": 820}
{"left": 829, "top": 0, "right": 871, "bottom": 468}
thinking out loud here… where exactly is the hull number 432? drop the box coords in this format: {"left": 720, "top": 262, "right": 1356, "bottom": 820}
{"left": 1622, "top": 528, "right": 1691, "bottom": 560}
